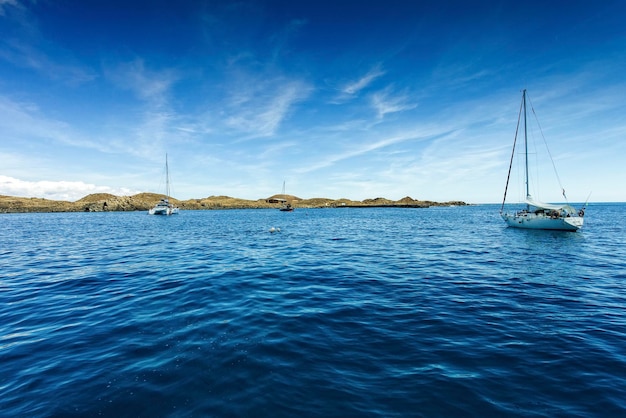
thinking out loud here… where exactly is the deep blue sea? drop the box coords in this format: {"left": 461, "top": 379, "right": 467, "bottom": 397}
{"left": 1, "top": 204, "right": 625, "bottom": 417}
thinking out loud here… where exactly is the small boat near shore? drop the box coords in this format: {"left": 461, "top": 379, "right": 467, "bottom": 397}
{"left": 278, "top": 181, "right": 294, "bottom": 212}
{"left": 149, "top": 154, "right": 179, "bottom": 216}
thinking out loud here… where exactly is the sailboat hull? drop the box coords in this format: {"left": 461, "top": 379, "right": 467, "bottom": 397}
{"left": 149, "top": 199, "right": 177, "bottom": 215}
{"left": 149, "top": 208, "right": 169, "bottom": 215}
{"left": 501, "top": 212, "right": 583, "bottom": 231}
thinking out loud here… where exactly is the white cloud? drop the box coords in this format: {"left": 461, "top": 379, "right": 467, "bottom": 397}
{"left": 342, "top": 65, "right": 385, "bottom": 96}
{"left": 106, "top": 59, "right": 179, "bottom": 107}
{"left": 331, "top": 64, "right": 386, "bottom": 104}
{"left": 102, "top": 60, "right": 186, "bottom": 159}
{"left": 0, "top": 95, "right": 80, "bottom": 144}
{"left": 370, "top": 87, "right": 418, "bottom": 119}
{"left": 296, "top": 127, "right": 443, "bottom": 174}
{"left": 0, "top": 95, "right": 129, "bottom": 154}
{"left": 0, "top": 175, "right": 140, "bottom": 201}
{"left": 225, "top": 78, "right": 312, "bottom": 138}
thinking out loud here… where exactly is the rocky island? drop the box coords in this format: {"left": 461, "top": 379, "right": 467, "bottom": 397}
{"left": 0, "top": 193, "right": 467, "bottom": 213}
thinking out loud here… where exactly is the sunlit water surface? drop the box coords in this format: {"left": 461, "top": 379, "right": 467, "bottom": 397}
{"left": 1, "top": 204, "right": 625, "bottom": 417}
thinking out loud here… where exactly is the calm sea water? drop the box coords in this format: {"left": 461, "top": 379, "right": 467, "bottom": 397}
{"left": 1, "top": 204, "right": 625, "bottom": 417}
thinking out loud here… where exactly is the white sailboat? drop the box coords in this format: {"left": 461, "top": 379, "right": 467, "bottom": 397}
{"left": 148, "top": 154, "right": 179, "bottom": 216}
{"left": 500, "top": 90, "right": 585, "bottom": 231}
{"left": 279, "top": 180, "right": 293, "bottom": 212}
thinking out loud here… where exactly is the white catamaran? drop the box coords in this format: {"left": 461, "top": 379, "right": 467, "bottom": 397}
{"left": 500, "top": 90, "right": 585, "bottom": 231}
{"left": 148, "top": 154, "right": 179, "bottom": 216}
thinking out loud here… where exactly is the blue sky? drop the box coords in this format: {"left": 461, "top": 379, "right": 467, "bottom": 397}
{"left": 1, "top": 0, "right": 625, "bottom": 203}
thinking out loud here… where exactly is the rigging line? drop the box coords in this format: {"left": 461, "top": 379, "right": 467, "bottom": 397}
{"left": 583, "top": 192, "right": 592, "bottom": 209}
{"left": 527, "top": 93, "right": 569, "bottom": 203}
{"left": 501, "top": 94, "right": 524, "bottom": 213}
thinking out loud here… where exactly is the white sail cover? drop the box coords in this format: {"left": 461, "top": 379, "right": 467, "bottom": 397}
{"left": 525, "top": 197, "right": 575, "bottom": 212}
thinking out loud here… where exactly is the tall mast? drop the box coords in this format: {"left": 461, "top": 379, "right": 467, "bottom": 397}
{"left": 523, "top": 89, "right": 529, "bottom": 209}
{"left": 500, "top": 90, "right": 524, "bottom": 213}
{"left": 165, "top": 153, "right": 170, "bottom": 200}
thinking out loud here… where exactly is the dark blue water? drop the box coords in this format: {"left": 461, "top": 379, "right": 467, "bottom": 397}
{"left": 1, "top": 204, "right": 625, "bottom": 417}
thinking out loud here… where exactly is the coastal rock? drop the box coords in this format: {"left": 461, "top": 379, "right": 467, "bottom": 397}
{"left": 0, "top": 193, "right": 467, "bottom": 213}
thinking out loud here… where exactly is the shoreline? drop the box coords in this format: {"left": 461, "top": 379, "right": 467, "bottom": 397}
{"left": 0, "top": 193, "right": 467, "bottom": 214}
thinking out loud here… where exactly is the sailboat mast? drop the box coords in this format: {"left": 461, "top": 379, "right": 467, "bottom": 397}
{"left": 165, "top": 153, "right": 170, "bottom": 200}
{"left": 522, "top": 89, "right": 529, "bottom": 209}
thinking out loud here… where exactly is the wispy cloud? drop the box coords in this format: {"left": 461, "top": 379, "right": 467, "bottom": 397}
{"left": 0, "top": 95, "right": 129, "bottom": 155}
{"left": 0, "top": 3, "right": 96, "bottom": 85}
{"left": 370, "top": 87, "right": 418, "bottom": 119}
{"left": 0, "top": 0, "right": 19, "bottom": 16}
{"left": 257, "top": 140, "right": 298, "bottom": 160}
{"left": 0, "top": 95, "right": 76, "bottom": 143}
{"left": 225, "top": 78, "right": 312, "bottom": 138}
{"left": 296, "top": 127, "right": 446, "bottom": 174}
{"left": 106, "top": 59, "right": 179, "bottom": 107}
{"left": 333, "top": 64, "right": 386, "bottom": 102}
{"left": 269, "top": 18, "right": 308, "bottom": 63}
{"left": 0, "top": 39, "right": 96, "bottom": 87}
{"left": 103, "top": 59, "right": 185, "bottom": 159}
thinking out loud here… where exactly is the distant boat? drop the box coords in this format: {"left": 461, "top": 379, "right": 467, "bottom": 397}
{"left": 500, "top": 90, "right": 584, "bottom": 231}
{"left": 148, "top": 154, "right": 180, "bottom": 216}
{"left": 279, "top": 203, "right": 293, "bottom": 212}
{"left": 279, "top": 180, "right": 294, "bottom": 212}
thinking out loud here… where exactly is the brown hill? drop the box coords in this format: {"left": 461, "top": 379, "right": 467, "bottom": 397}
{"left": 179, "top": 195, "right": 273, "bottom": 210}
{"left": 298, "top": 197, "right": 337, "bottom": 207}
{"left": 131, "top": 192, "right": 179, "bottom": 202}
{"left": 76, "top": 193, "right": 118, "bottom": 203}
{"left": 267, "top": 194, "right": 302, "bottom": 201}
{"left": 0, "top": 195, "right": 71, "bottom": 212}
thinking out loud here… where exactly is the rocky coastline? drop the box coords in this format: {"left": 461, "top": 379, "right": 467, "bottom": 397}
{"left": 0, "top": 193, "right": 467, "bottom": 213}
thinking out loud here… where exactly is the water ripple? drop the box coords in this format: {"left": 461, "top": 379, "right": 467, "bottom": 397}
{"left": 1, "top": 205, "right": 625, "bottom": 416}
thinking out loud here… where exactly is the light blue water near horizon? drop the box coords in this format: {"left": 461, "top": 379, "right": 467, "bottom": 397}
{"left": 1, "top": 203, "right": 625, "bottom": 417}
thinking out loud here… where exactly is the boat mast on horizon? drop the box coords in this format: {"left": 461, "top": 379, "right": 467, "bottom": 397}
{"left": 500, "top": 89, "right": 585, "bottom": 231}
{"left": 279, "top": 180, "right": 293, "bottom": 212}
{"left": 148, "top": 153, "right": 180, "bottom": 216}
